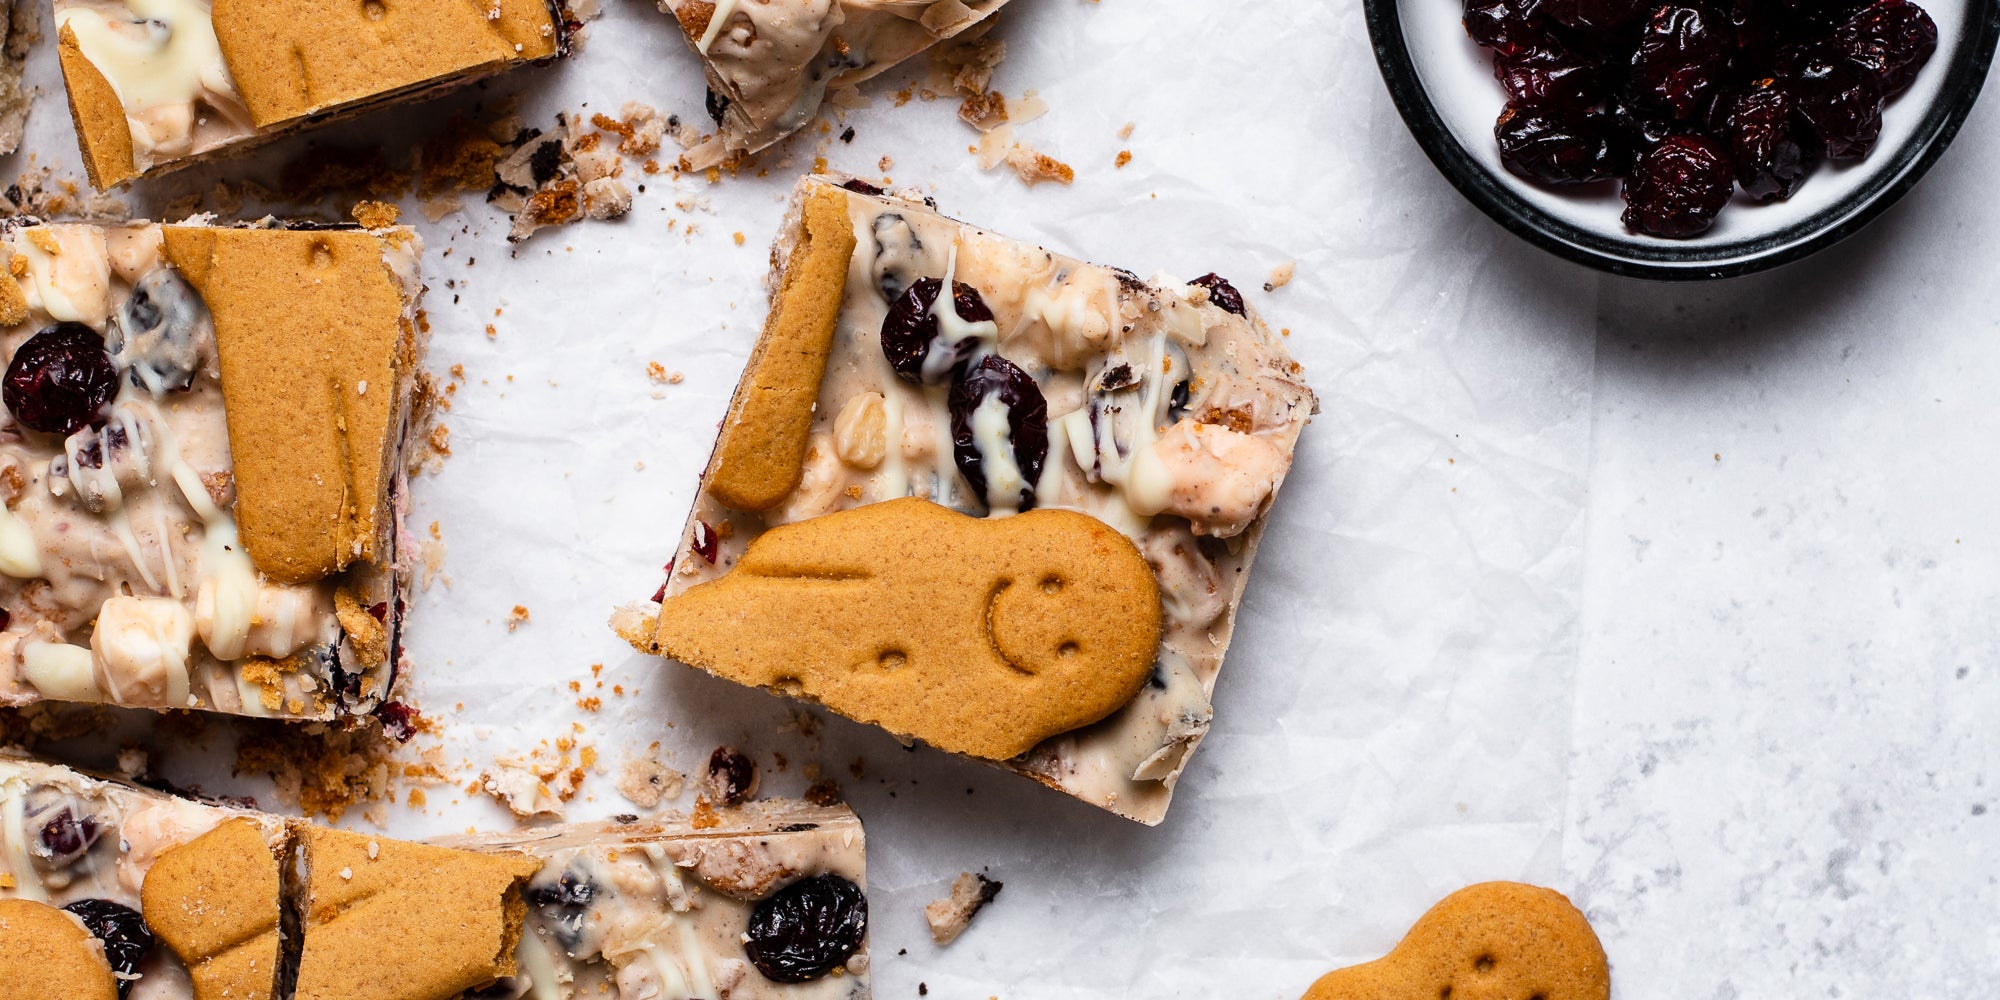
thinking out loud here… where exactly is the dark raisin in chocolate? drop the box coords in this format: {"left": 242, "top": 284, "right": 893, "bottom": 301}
{"left": 525, "top": 869, "right": 597, "bottom": 950}
{"left": 375, "top": 701, "right": 421, "bottom": 742}
{"left": 841, "top": 178, "right": 887, "bottom": 196}
{"left": 4, "top": 323, "right": 120, "bottom": 436}
{"left": 38, "top": 807, "right": 100, "bottom": 862}
{"left": 1494, "top": 104, "right": 1622, "bottom": 185}
{"left": 878, "top": 278, "right": 995, "bottom": 385}
{"left": 63, "top": 899, "right": 153, "bottom": 999}
{"left": 705, "top": 87, "right": 732, "bottom": 126}
{"left": 703, "top": 746, "right": 759, "bottom": 806}
{"left": 1189, "top": 273, "right": 1247, "bottom": 316}
{"left": 744, "top": 874, "right": 868, "bottom": 983}
{"left": 1621, "top": 133, "right": 1736, "bottom": 238}
{"left": 947, "top": 355, "right": 1049, "bottom": 512}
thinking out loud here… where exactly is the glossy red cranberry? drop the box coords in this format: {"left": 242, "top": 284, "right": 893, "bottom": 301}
{"left": 1782, "top": 45, "right": 1885, "bottom": 158}
{"left": 64, "top": 899, "right": 153, "bottom": 1000}
{"left": 880, "top": 278, "right": 995, "bottom": 386}
{"left": 1622, "top": 134, "right": 1735, "bottom": 237}
{"left": 1725, "top": 80, "right": 1815, "bottom": 200}
{"left": 1833, "top": 0, "right": 1936, "bottom": 93}
{"left": 4, "top": 323, "right": 120, "bottom": 436}
{"left": 1496, "top": 104, "right": 1623, "bottom": 184}
{"left": 744, "top": 874, "right": 868, "bottom": 983}
{"left": 1544, "top": 0, "right": 1646, "bottom": 30}
{"left": 1189, "top": 273, "right": 1247, "bottom": 316}
{"left": 947, "top": 355, "right": 1048, "bottom": 512}
{"left": 1630, "top": 4, "right": 1733, "bottom": 119}
{"left": 1465, "top": 0, "right": 1551, "bottom": 56}
{"left": 1494, "top": 37, "right": 1605, "bottom": 108}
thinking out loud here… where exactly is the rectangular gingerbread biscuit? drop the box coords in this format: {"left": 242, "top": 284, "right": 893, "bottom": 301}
{"left": 664, "top": 0, "right": 1010, "bottom": 168}
{"left": 0, "top": 219, "right": 427, "bottom": 723}
{"left": 618, "top": 175, "right": 1318, "bottom": 824}
{"left": 55, "top": 0, "right": 574, "bottom": 188}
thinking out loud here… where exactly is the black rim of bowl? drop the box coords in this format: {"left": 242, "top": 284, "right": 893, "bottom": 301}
{"left": 1364, "top": 0, "right": 2000, "bottom": 280}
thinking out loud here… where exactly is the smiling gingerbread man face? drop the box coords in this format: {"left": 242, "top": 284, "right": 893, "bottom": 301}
{"left": 646, "top": 497, "right": 1164, "bottom": 761}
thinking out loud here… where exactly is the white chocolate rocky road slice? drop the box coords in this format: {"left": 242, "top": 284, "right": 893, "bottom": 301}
{"left": 617, "top": 175, "right": 1318, "bottom": 825}
{"left": 0, "top": 220, "right": 427, "bottom": 723}
{"left": 661, "top": 0, "right": 1009, "bottom": 168}
{"left": 54, "top": 0, "right": 577, "bottom": 188}
{"left": 443, "top": 803, "right": 871, "bottom": 1000}
{"left": 0, "top": 756, "right": 872, "bottom": 1000}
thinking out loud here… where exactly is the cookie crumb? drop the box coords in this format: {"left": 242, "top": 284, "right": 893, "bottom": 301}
{"left": 350, "top": 200, "right": 401, "bottom": 228}
{"left": 924, "top": 872, "right": 1003, "bottom": 944}
{"left": 616, "top": 745, "right": 686, "bottom": 808}
{"left": 1265, "top": 261, "right": 1295, "bottom": 291}
{"left": 506, "top": 605, "right": 531, "bottom": 631}
{"left": 1114, "top": 150, "right": 1132, "bottom": 168}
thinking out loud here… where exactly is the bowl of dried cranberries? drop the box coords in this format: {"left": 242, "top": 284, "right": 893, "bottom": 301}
{"left": 1365, "top": 0, "right": 1999, "bottom": 277}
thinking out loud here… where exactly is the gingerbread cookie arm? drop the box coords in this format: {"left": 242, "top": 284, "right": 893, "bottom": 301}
{"left": 703, "top": 185, "right": 857, "bottom": 511}
{"left": 1303, "top": 882, "right": 1610, "bottom": 1000}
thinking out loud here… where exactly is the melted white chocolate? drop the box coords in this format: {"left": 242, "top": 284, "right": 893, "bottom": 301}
{"left": 55, "top": 0, "right": 251, "bottom": 172}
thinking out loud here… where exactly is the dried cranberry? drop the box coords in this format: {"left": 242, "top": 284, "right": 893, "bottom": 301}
{"left": 1726, "top": 0, "right": 1787, "bottom": 70}
{"left": 693, "top": 520, "right": 720, "bottom": 564}
{"left": 1621, "top": 134, "right": 1735, "bottom": 237}
{"left": 947, "top": 355, "right": 1048, "bottom": 512}
{"left": 375, "top": 701, "right": 420, "bottom": 742}
{"left": 1544, "top": 0, "right": 1645, "bottom": 31}
{"left": 703, "top": 745, "right": 759, "bottom": 806}
{"left": 879, "top": 278, "right": 996, "bottom": 386}
{"left": 1465, "top": 0, "right": 1550, "bottom": 56}
{"left": 744, "top": 874, "right": 868, "bottom": 983}
{"left": 4, "top": 323, "right": 120, "bottom": 436}
{"left": 1630, "top": 4, "right": 1732, "bottom": 120}
{"left": 1833, "top": 0, "right": 1936, "bottom": 94}
{"left": 840, "top": 179, "right": 886, "bottom": 196}
{"left": 63, "top": 899, "right": 153, "bottom": 999}
{"left": 1609, "top": 90, "right": 1688, "bottom": 162}
{"left": 525, "top": 868, "right": 596, "bottom": 951}
{"left": 1495, "top": 104, "right": 1623, "bottom": 184}
{"left": 0, "top": 608, "right": 10, "bottom": 631}
{"left": 1783, "top": 45, "right": 1884, "bottom": 159}
{"left": 1725, "top": 80, "right": 1815, "bottom": 199}
{"left": 38, "top": 807, "right": 100, "bottom": 861}
{"left": 1493, "top": 37, "right": 1605, "bottom": 108}
{"left": 1189, "top": 273, "right": 1247, "bottom": 316}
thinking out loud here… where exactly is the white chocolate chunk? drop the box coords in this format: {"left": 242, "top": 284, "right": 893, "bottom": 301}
{"left": 90, "top": 595, "right": 195, "bottom": 707}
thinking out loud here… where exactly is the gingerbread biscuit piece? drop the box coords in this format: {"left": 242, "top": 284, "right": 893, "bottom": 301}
{"left": 162, "top": 226, "right": 416, "bottom": 584}
{"left": 53, "top": 0, "right": 562, "bottom": 188}
{"left": 1302, "top": 882, "right": 1610, "bottom": 1000}
{"left": 644, "top": 497, "right": 1162, "bottom": 760}
{"left": 705, "top": 184, "right": 856, "bottom": 511}
{"left": 0, "top": 899, "right": 118, "bottom": 1000}
{"left": 293, "top": 827, "right": 541, "bottom": 1000}
{"left": 141, "top": 817, "right": 290, "bottom": 1000}
{"left": 210, "top": 0, "right": 559, "bottom": 128}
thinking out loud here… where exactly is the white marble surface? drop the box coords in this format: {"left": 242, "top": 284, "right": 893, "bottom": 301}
{"left": 1, "top": 0, "right": 1993, "bottom": 996}
{"left": 1574, "top": 96, "right": 2000, "bottom": 997}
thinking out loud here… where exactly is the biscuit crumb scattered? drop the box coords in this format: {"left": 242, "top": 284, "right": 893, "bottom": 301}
{"left": 1117, "top": 121, "right": 1135, "bottom": 140}
{"left": 1115, "top": 150, "right": 1132, "bottom": 168}
{"left": 350, "top": 200, "right": 401, "bottom": 229}
{"left": 1265, "top": 261, "right": 1296, "bottom": 291}
{"left": 1004, "top": 145, "right": 1074, "bottom": 187}
{"left": 616, "top": 745, "right": 686, "bottom": 809}
{"left": 479, "top": 747, "right": 585, "bottom": 819}
{"left": 925, "top": 872, "right": 1004, "bottom": 944}
{"left": 506, "top": 605, "right": 531, "bottom": 631}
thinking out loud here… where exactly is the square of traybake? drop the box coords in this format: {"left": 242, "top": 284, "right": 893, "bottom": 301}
{"left": 661, "top": 0, "right": 1010, "bottom": 168}
{"left": 0, "top": 220, "right": 426, "bottom": 722}
{"left": 54, "top": 0, "right": 573, "bottom": 188}
{"left": 618, "top": 176, "right": 1316, "bottom": 824}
